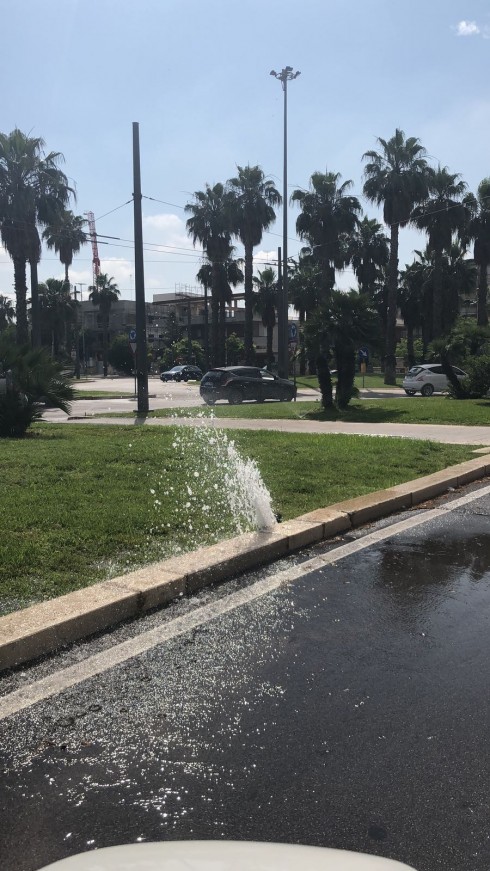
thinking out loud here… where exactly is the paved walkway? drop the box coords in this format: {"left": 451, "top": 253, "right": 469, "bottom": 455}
{"left": 46, "top": 412, "right": 490, "bottom": 446}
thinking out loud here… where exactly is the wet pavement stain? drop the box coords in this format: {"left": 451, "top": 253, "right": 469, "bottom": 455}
{"left": 2, "top": 496, "right": 490, "bottom": 870}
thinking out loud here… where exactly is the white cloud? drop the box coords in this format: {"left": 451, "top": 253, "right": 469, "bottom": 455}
{"left": 143, "top": 212, "right": 197, "bottom": 253}
{"left": 97, "top": 257, "right": 134, "bottom": 292}
{"left": 254, "top": 249, "right": 278, "bottom": 266}
{"left": 454, "top": 20, "right": 480, "bottom": 36}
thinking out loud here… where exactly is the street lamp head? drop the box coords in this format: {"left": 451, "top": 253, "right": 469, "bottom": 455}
{"left": 270, "top": 70, "right": 277, "bottom": 76}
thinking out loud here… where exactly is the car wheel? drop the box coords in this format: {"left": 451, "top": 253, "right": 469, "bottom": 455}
{"left": 404, "top": 390, "right": 416, "bottom": 396}
{"left": 421, "top": 384, "right": 434, "bottom": 397}
{"left": 280, "top": 391, "right": 292, "bottom": 402}
{"left": 182, "top": 375, "right": 189, "bottom": 382}
{"left": 228, "top": 388, "right": 243, "bottom": 405}
{"left": 204, "top": 397, "right": 216, "bottom": 406}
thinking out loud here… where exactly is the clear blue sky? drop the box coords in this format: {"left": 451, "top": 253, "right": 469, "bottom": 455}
{"left": 1, "top": 0, "right": 489, "bottom": 302}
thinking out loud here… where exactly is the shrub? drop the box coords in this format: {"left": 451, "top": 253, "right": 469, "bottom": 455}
{"left": 0, "top": 335, "right": 73, "bottom": 437}
{"left": 462, "top": 356, "right": 490, "bottom": 398}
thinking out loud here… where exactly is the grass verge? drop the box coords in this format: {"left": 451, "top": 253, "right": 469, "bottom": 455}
{"left": 0, "top": 422, "right": 477, "bottom": 615}
{"left": 74, "top": 390, "right": 135, "bottom": 399}
{"left": 295, "top": 374, "right": 403, "bottom": 391}
{"left": 98, "top": 396, "right": 490, "bottom": 426}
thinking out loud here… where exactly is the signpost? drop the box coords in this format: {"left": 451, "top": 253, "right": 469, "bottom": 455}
{"left": 358, "top": 347, "right": 369, "bottom": 387}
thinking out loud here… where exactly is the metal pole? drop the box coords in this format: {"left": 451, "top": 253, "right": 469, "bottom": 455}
{"left": 132, "top": 122, "right": 149, "bottom": 414}
{"left": 281, "top": 76, "right": 288, "bottom": 380}
{"left": 277, "top": 247, "right": 282, "bottom": 373}
{"left": 187, "top": 298, "right": 192, "bottom": 361}
{"left": 270, "top": 67, "right": 300, "bottom": 380}
{"left": 72, "top": 285, "right": 81, "bottom": 379}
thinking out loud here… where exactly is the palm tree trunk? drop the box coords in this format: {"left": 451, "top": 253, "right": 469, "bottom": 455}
{"left": 244, "top": 243, "right": 254, "bottom": 364}
{"left": 267, "top": 324, "right": 273, "bottom": 364}
{"left": 406, "top": 325, "right": 415, "bottom": 369}
{"left": 299, "top": 310, "right": 306, "bottom": 376}
{"left": 432, "top": 247, "right": 444, "bottom": 339}
{"left": 384, "top": 223, "right": 399, "bottom": 385}
{"left": 211, "top": 262, "right": 220, "bottom": 366}
{"left": 477, "top": 261, "right": 489, "bottom": 326}
{"left": 218, "top": 296, "right": 226, "bottom": 366}
{"left": 30, "top": 259, "right": 41, "bottom": 348}
{"left": 14, "top": 257, "right": 29, "bottom": 345}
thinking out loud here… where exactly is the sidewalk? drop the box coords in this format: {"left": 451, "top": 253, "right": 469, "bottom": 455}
{"left": 50, "top": 413, "right": 490, "bottom": 446}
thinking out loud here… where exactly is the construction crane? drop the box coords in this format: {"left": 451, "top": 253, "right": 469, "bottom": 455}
{"left": 84, "top": 211, "right": 101, "bottom": 287}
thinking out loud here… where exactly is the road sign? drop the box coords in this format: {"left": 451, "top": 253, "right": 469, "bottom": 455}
{"left": 288, "top": 322, "right": 298, "bottom": 344}
{"left": 358, "top": 347, "right": 369, "bottom": 363}
{"left": 128, "top": 328, "right": 137, "bottom": 342}
{"left": 130, "top": 343, "right": 137, "bottom": 355}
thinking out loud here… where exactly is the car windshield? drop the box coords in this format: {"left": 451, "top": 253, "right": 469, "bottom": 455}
{"left": 406, "top": 367, "right": 423, "bottom": 375}
{"left": 168, "top": 366, "right": 183, "bottom": 372}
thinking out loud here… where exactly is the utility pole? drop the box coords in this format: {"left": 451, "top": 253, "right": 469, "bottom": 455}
{"left": 72, "top": 285, "right": 81, "bottom": 379}
{"left": 132, "top": 122, "right": 149, "bottom": 414}
{"left": 270, "top": 66, "right": 300, "bottom": 379}
{"left": 78, "top": 283, "right": 87, "bottom": 374}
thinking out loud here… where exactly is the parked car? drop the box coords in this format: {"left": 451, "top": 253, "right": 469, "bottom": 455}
{"left": 160, "top": 365, "right": 202, "bottom": 383}
{"left": 200, "top": 366, "right": 296, "bottom": 405}
{"left": 402, "top": 363, "right": 467, "bottom": 396}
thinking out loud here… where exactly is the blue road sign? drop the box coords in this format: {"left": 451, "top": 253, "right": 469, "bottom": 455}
{"left": 288, "top": 322, "right": 298, "bottom": 342}
{"left": 358, "top": 346, "right": 369, "bottom": 363}
{"left": 128, "top": 328, "right": 137, "bottom": 342}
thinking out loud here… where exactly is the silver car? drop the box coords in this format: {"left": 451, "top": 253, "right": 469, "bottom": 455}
{"left": 402, "top": 363, "right": 467, "bottom": 396}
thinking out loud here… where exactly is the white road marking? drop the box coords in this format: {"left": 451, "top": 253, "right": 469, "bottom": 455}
{"left": 1, "top": 484, "right": 489, "bottom": 722}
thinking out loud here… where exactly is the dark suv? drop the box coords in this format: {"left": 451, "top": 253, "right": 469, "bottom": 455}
{"left": 200, "top": 366, "right": 296, "bottom": 405}
{"left": 160, "top": 365, "right": 202, "bottom": 383}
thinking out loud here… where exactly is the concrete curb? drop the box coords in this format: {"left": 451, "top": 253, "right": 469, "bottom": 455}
{"left": 1, "top": 457, "right": 489, "bottom": 672}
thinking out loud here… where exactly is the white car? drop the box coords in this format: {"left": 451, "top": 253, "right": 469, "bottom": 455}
{"left": 402, "top": 363, "right": 467, "bottom": 397}
{"left": 37, "top": 841, "right": 418, "bottom": 869}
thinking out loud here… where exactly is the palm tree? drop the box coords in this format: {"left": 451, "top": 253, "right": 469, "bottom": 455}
{"left": 197, "top": 257, "right": 244, "bottom": 366}
{"left": 228, "top": 165, "right": 281, "bottom": 364}
{"left": 363, "top": 129, "right": 429, "bottom": 383}
{"left": 0, "top": 332, "right": 73, "bottom": 437}
{"left": 469, "top": 178, "right": 490, "bottom": 326}
{"left": 291, "top": 171, "right": 362, "bottom": 295}
{"left": 348, "top": 216, "right": 390, "bottom": 297}
{"left": 38, "top": 278, "right": 76, "bottom": 356}
{"left": 43, "top": 210, "right": 87, "bottom": 285}
{"left": 291, "top": 170, "right": 362, "bottom": 394}
{"left": 412, "top": 165, "right": 476, "bottom": 339}
{"left": 253, "top": 267, "right": 277, "bottom": 365}
{"left": 186, "top": 183, "right": 235, "bottom": 366}
{"left": 399, "top": 260, "right": 426, "bottom": 366}
{"left": 303, "top": 290, "right": 379, "bottom": 409}
{"left": 0, "top": 129, "right": 73, "bottom": 345}
{"left": 288, "top": 250, "right": 323, "bottom": 375}
{"left": 0, "top": 295, "right": 15, "bottom": 332}
{"left": 89, "top": 274, "right": 120, "bottom": 376}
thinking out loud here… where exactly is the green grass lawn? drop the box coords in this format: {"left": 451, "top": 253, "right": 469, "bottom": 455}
{"left": 0, "top": 422, "right": 477, "bottom": 615}
{"left": 295, "top": 374, "right": 403, "bottom": 391}
{"left": 74, "top": 390, "right": 135, "bottom": 399}
{"left": 106, "top": 396, "right": 490, "bottom": 426}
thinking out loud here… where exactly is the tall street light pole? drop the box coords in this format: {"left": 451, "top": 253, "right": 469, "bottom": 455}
{"left": 270, "top": 66, "right": 300, "bottom": 379}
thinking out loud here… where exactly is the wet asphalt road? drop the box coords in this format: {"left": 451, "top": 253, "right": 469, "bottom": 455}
{"left": 2, "top": 485, "right": 490, "bottom": 871}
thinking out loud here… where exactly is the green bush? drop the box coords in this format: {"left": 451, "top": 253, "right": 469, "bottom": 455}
{"left": 0, "top": 391, "right": 39, "bottom": 437}
{"left": 0, "top": 335, "right": 73, "bottom": 437}
{"left": 462, "top": 355, "right": 490, "bottom": 398}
